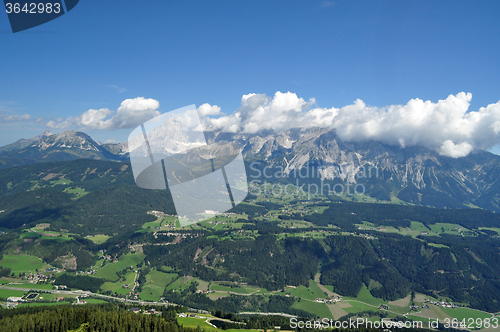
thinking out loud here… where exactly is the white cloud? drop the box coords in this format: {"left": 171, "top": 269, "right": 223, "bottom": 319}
{"left": 439, "top": 140, "right": 473, "bottom": 158}
{"left": 46, "top": 119, "right": 73, "bottom": 129}
{"left": 201, "top": 91, "right": 500, "bottom": 158}
{"left": 0, "top": 114, "right": 31, "bottom": 122}
{"left": 197, "top": 103, "right": 221, "bottom": 117}
{"left": 47, "top": 97, "right": 161, "bottom": 130}
{"left": 203, "top": 91, "right": 316, "bottom": 133}
{"left": 110, "top": 97, "right": 160, "bottom": 129}
{"left": 79, "top": 108, "right": 114, "bottom": 129}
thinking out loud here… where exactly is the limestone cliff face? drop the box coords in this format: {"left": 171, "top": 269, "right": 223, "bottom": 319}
{"left": 207, "top": 127, "right": 500, "bottom": 211}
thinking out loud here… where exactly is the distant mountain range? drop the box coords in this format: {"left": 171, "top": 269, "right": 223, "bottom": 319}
{"left": 0, "top": 130, "right": 129, "bottom": 168}
{"left": 3, "top": 128, "right": 500, "bottom": 211}
{"left": 210, "top": 128, "right": 500, "bottom": 212}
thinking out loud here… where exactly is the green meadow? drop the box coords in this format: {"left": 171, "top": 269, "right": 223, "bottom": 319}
{"left": 85, "top": 299, "right": 109, "bottom": 304}
{"left": 86, "top": 234, "right": 110, "bottom": 244}
{"left": 139, "top": 269, "right": 178, "bottom": 301}
{"left": 2, "top": 282, "right": 54, "bottom": 290}
{"left": 343, "top": 285, "right": 388, "bottom": 307}
{"left": 18, "top": 302, "right": 71, "bottom": 308}
{"left": 177, "top": 314, "right": 256, "bottom": 332}
{"left": 0, "top": 288, "right": 26, "bottom": 299}
{"left": 292, "top": 299, "right": 332, "bottom": 319}
{"left": 166, "top": 276, "right": 197, "bottom": 291}
{"left": 286, "top": 285, "right": 317, "bottom": 300}
{"left": 93, "top": 253, "right": 145, "bottom": 282}
{"left": 0, "top": 255, "right": 48, "bottom": 273}
{"left": 50, "top": 178, "right": 73, "bottom": 186}
{"left": 177, "top": 316, "right": 217, "bottom": 330}
{"left": 100, "top": 271, "right": 136, "bottom": 296}
{"left": 286, "top": 280, "right": 325, "bottom": 301}
{"left": 210, "top": 283, "right": 259, "bottom": 295}
{"left": 441, "top": 307, "right": 493, "bottom": 321}
{"left": 139, "top": 215, "right": 179, "bottom": 233}
{"left": 63, "top": 186, "right": 88, "bottom": 199}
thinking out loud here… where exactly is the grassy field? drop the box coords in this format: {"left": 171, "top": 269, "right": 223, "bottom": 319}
{"left": 427, "top": 304, "right": 454, "bottom": 320}
{"left": 86, "top": 234, "right": 110, "bottom": 244}
{"left": 208, "top": 293, "right": 229, "bottom": 300}
{"left": 343, "top": 285, "right": 387, "bottom": 307}
{"left": 309, "top": 280, "right": 327, "bottom": 299}
{"left": 177, "top": 316, "right": 217, "bottom": 330}
{"left": 197, "top": 216, "right": 250, "bottom": 231}
{"left": 210, "top": 283, "right": 259, "bottom": 295}
{"left": 429, "top": 223, "right": 471, "bottom": 235}
{"left": 18, "top": 302, "right": 71, "bottom": 308}
{"left": 428, "top": 243, "right": 450, "bottom": 248}
{"left": 0, "top": 288, "right": 26, "bottom": 299}
{"left": 196, "top": 279, "right": 210, "bottom": 292}
{"left": 137, "top": 215, "right": 179, "bottom": 233}
{"left": 286, "top": 285, "right": 317, "bottom": 300}
{"left": 85, "top": 299, "right": 108, "bottom": 304}
{"left": 0, "top": 255, "right": 48, "bottom": 273}
{"left": 100, "top": 271, "right": 136, "bottom": 296}
{"left": 177, "top": 314, "right": 255, "bottom": 332}
{"left": 139, "top": 269, "right": 177, "bottom": 301}
{"left": 163, "top": 216, "right": 177, "bottom": 227}
{"left": 63, "top": 187, "right": 88, "bottom": 199}
{"left": 93, "top": 253, "right": 145, "bottom": 282}
{"left": 342, "top": 299, "right": 380, "bottom": 314}
{"left": 285, "top": 280, "right": 328, "bottom": 301}
{"left": 166, "top": 276, "right": 196, "bottom": 291}
{"left": 38, "top": 293, "right": 77, "bottom": 301}
{"left": 51, "top": 178, "right": 73, "bottom": 186}
{"left": 141, "top": 220, "right": 162, "bottom": 231}
{"left": 2, "top": 282, "right": 54, "bottom": 290}
{"left": 38, "top": 293, "right": 56, "bottom": 301}
{"left": 441, "top": 307, "right": 493, "bottom": 321}
{"left": 292, "top": 300, "right": 333, "bottom": 319}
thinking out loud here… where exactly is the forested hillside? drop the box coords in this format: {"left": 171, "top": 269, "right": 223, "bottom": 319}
{"left": 0, "top": 160, "right": 175, "bottom": 236}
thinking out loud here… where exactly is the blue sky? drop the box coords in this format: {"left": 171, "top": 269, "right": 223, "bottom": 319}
{"left": 1, "top": 0, "right": 500, "bottom": 154}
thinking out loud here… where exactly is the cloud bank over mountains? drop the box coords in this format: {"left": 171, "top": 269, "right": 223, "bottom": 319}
{"left": 201, "top": 91, "right": 500, "bottom": 158}
{"left": 9, "top": 92, "right": 500, "bottom": 158}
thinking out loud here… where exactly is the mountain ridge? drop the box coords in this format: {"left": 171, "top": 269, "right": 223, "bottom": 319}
{"left": 3, "top": 129, "right": 500, "bottom": 211}
{"left": 0, "top": 130, "right": 128, "bottom": 169}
